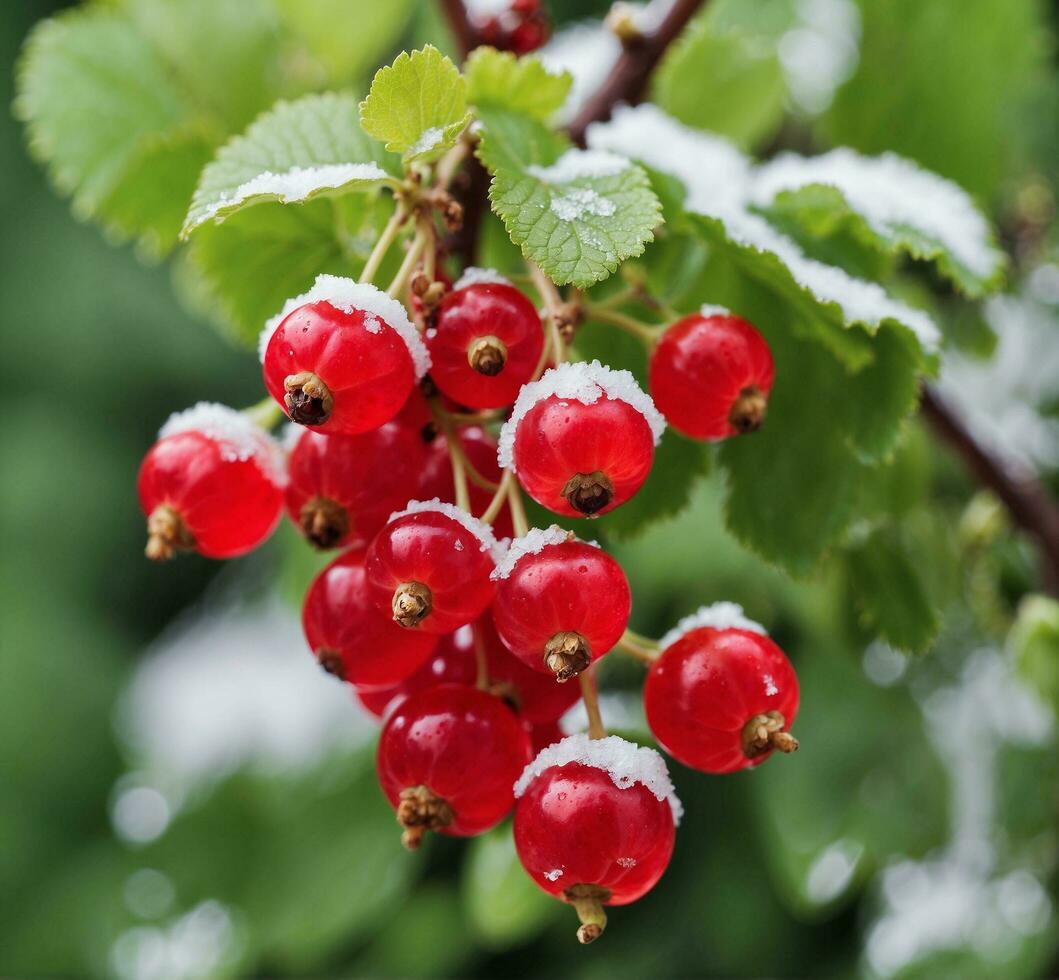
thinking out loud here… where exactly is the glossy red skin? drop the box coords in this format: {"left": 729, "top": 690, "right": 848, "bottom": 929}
{"left": 428, "top": 283, "right": 543, "bottom": 409}
{"left": 366, "top": 511, "right": 496, "bottom": 634}
{"left": 514, "top": 763, "right": 675, "bottom": 903}
{"left": 377, "top": 684, "right": 533, "bottom": 836}
{"left": 263, "top": 301, "right": 415, "bottom": 435}
{"left": 649, "top": 313, "right": 774, "bottom": 441}
{"left": 420, "top": 427, "right": 514, "bottom": 539}
{"left": 285, "top": 422, "right": 425, "bottom": 550}
{"left": 644, "top": 627, "right": 799, "bottom": 774}
{"left": 492, "top": 541, "right": 631, "bottom": 674}
{"left": 528, "top": 720, "right": 564, "bottom": 754}
{"left": 512, "top": 396, "right": 656, "bottom": 517}
{"left": 303, "top": 550, "right": 437, "bottom": 687}
{"left": 137, "top": 431, "right": 282, "bottom": 558}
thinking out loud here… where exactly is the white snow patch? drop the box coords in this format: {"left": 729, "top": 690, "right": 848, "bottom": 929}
{"left": 527, "top": 148, "right": 629, "bottom": 183}
{"left": 159, "top": 402, "right": 287, "bottom": 487}
{"left": 497, "top": 360, "right": 665, "bottom": 470}
{"left": 258, "top": 275, "right": 430, "bottom": 378}
{"left": 699, "top": 304, "right": 731, "bottom": 319}
{"left": 549, "top": 187, "right": 616, "bottom": 221}
{"left": 539, "top": 22, "right": 622, "bottom": 124}
{"left": 659, "top": 602, "right": 767, "bottom": 650}
{"left": 453, "top": 266, "right": 511, "bottom": 291}
{"left": 387, "top": 498, "right": 502, "bottom": 562}
{"left": 491, "top": 525, "right": 601, "bottom": 581}
{"left": 514, "top": 733, "right": 682, "bottom": 825}
{"left": 543, "top": 868, "right": 564, "bottom": 881}
{"left": 410, "top": 126, "right": 444, "bottom": 157}
{"left": 201, "top": 163, "right": 388, "bottom": 222}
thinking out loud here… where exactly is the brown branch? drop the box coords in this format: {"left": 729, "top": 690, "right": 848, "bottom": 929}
{"left": 438, "top": 0, "right": 479, "bottom": 58}
{"left": 921, "top": 384, "right": 1059, "bottom": 597}
{"left": 568, "top": 0, "right": 706, "bottom": 146}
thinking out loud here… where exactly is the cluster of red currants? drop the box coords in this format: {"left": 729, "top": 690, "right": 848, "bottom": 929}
{"left": 136, "top": 266, "right": 796, "bottom": 943}
{"left": 470, "top": 0, "right": 551, "bottom": 56}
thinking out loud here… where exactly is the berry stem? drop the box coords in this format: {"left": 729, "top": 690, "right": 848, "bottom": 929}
{"left": 360, "top": 201, "right": 411, "bottom": 285}
{"left": 242, "top": 396, "right": 283, "bottom": 431}
{"left": 579, "top": 668, "right": 607, "bottom": 740}
{"left": 479, "top": 468, "right": 515, "bottom": 525}
{"left": 507, "top": 477, "right": 530, "bottom": 537}
{"left": 565, "top": 886, "right": 609, "bottom": 945}
{"left": 386, "top": 224, "right": 430, "bottom": 298}
{"left": 472, "top": 621, "right": 490, "bottom": 691}
{"left": 528, "top": 261, "right": 569, "bottom": 365}
{"left": 419, "top": 211, "right": 438, "bottom": 282}
{"left": 432, "top": 399, "right": 499, "bottom": 499}
{"left": 584, "top": 304, "right": 660, "bottom": 348}
{"left": 616, "top": 629, "right": 659, "bottom": 665}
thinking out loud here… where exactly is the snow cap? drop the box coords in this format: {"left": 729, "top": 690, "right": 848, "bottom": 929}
{"left": 387, "top": 498, "right": 503, "bottom": 562}
{"left": 659, "top": 602, "right": 767, "bottom": 650}
{"left": 491, "top": 525, "right": 599, "bottom": 581}
{"left": 453, "top": 266, "right": 511, "bottom": 291}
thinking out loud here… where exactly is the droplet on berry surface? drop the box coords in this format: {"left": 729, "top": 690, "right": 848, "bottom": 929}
{"left": 491, "top": 527, "right": 631, "bottom": 682}
{"left": 498, "top": 361, "right": 665, "bottom": 517}
{"left": 513, "top": 734, "right": 680, "bottom": 943}
{"left": 260, "top": 275, "right": 430, "bottom": 435}
{"left": 649, "top": 307, "right": 774, "bottom": 440}
{"left": 302, "top": 549, "right": 437, "bottom": 687}
{"left": 137, "top": 403, "right": 286, "bottom": 561}
{"left": 377, "top": 684, "right": 532, "bottom": 848}
{"left": 644, "top": 603, "right": 799, "bottom": 773}
{"left": 366, "top": 500, "right": 501, "bottom": 634}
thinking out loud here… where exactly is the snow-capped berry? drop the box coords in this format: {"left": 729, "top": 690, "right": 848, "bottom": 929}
{"left": 419, "top": 426, "right": 514, "bottom": 539}
{"left": 491, "top": 528, "right": 631, "bottom": 682}
{"left": 649, "top": 307, "right": 774, "bottom": 440}
{"left": 475, "top": 0, "right": 550, "bottom": 54}
{"left": 377, "top": 684, "right": 533, "bottom": 848}
{"left": 498, "top": 361, "right": 664, "bottom": 517}
{"left": 513, "top": 734, "right": 679, "bottom": 943}
{"left": 366, "top": 500, "right": 500, "bottom": 634}
{"left": 285, "top": 421, "right": 426, "bottom": 550}
{"left": 303, "top": 549, "right": 437, "bottom": 687}
{"left": 138, "top": 402, "right": 285, "bottom": 561}
{"left": 644, "top": 604, "right": 799, "bottom": 774}
{"left": 426, "top": 274, "right": 544, "bottom": 409}
{"left": 261, "top": 275, "right": 430, "bottom": 435}
{"left": 354, "top": 623, "right": 478, "bottom": 718}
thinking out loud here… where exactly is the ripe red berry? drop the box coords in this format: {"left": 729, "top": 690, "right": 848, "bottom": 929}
{"left": 138, "top": 403, "right": 285, "bottom": 561}
{"left": 420, "top": 425, "right": 514, "bottom": 539}
{"left": 513, "top": 734, "right": 680, "bottom": 943}
{"left": 284, "top": 421, "right": 425, "bottom": 550}
{"left": 474, "top": 0, "right": 550, "bottom": 54}
{"left": 261, "top": 275, "right": 430, "bottom": 434}
{"left": 499, "top": 361, "right": 664, "bottom": 517}
{"left": 426, "top": 271, "right": 543, "bottom": 409}
{"left": 491, "top": 528, "right": 631, "bottom": 682}
{"left": 649, "top": 307, "right": 774, "bottom": 440}
{"left": 303, "top": 549, "right": 437, "bottom": 687}
{"left": 366, "top": 500, "right": 500, "bottom": 633}
{"left": 643, "top": 603, "right": 799, "bottom": 774}
{"left": 527, "top": 720, "right": 564, "bottom": 754}
{"left": 377, "top": 684, "right": 533, "bottom": 848}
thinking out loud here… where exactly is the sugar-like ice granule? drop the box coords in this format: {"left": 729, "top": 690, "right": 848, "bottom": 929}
{"left": 659, "top": 602, "right": 767, "bottom": 650}
{"left": 387, "top": 498, "right": 503, "bottom": 561}
{"left": 699, "top": 303, "right": 731, "bottom": 318}
{"left": 514, "top": 733, "right": 682, "bottom": 824}
{"left": 258, "top": 275, "right": 430, "bottom": 377}
{"left": 491, "top": 525, "right": 600, "bottom": 581}
{"left": 453, "top": 267, "right": 511, "bottom": 291}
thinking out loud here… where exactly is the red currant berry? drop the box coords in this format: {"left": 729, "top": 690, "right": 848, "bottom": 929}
{"left": 426, "top": 271, "right": 543, "bottom": 409}
{"left": 303, "top": 549, "right": 437, "bottom": 687}
{"left": 284, "top": 421, "right": 425, "bottom": 550}
{"left": 261, "top": 275, "right": 429, "bottom": 434}
{"left": 528, "top": 720, "right": 564, "bottom": 754}
{"left": 643, "top": 603, "right": 799, "bottom": 774}
{"left": 377, "top": 684, "right": 532, "bottom": 848}
{"left": 499, "top": 361, "right": 664, "bottom": 517}
{"left": 649, "top": 306, "right": 774, "bottom": 440}
{"left": 513, "top": 734, "right": 680, "bottom": 943}
{"left": 420, "top": 426, "right": 514, "bottom": 538}
{"left": 354, "top": 623, "right": 477, "bottom": 718}
{"left": 491, "top": 528, "right": 631, "bottom": 682}
{"left": 509, "top": 11, "right": 550, "bottom": 53}
{"left": 366, "top": 501, "right": 500, "bottom": 633}
{"left": 138, "top": 403, "right": 285, "bottom": 561}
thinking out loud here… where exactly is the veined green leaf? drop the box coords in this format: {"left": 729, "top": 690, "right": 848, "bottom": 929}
{"left": 465, "top": 47, "right": 572, "bottom": 121}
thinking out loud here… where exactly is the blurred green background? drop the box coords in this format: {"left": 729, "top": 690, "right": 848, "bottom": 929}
{"left": 4, "top": 0, "right": 1059, "bottom": 977}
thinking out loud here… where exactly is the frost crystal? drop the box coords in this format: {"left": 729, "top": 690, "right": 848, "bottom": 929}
{"left": 699, "top": 303, "right": 731, "bottom": 318}
{"left": 160, "top": 402, "right": 287, "bottom": 487}
{"left": 527, "top": 148, "right": 629, "bottom": 183}
{"left": 410, "top": 126, "right": 443, "bottom": 156}
{"left": 453, "top": 266, "right": 511, "bottom": 291}
{"left": 497, "top": 360, "right": 665, "bottom": 470}
{"left": 543, "top": 868, "right": 564, "bottom": 881}
{"left": 659, "top": 602, "right": 767, "bottom": 650}
{"left": 387, "top": 498, "right": 503, "bottom": 561}
{"left": 258, "top": 275, "right": 430, "bottom": 377}
{"left": 549, "top": 187, "right": 616, "bottom": 221}
{"left": 491, "top": 526, "right": 600, "bottom": 581}
{"left": 514, "top": 733, "right": 683, "bottom": 825}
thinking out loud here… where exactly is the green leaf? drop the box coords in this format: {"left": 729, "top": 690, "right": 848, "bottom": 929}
{"left": 183, "top": 92, "right": 401, "bottom": 235}
{"left": 359, "top": 45, "right": 471, "bottom": 163}
{"left": 1011, "top": 595, "right": 1059, "bottom": 715}
{"left": 480, "top": 111, "right": 661, "bottom": 288}
{"left": 462, "top": 825, "right": 559, "bottom": 948}
{"left": 465, "top": 47, "right": 572, "bottom": 121}
{"left": 845, "top": 529, "right": 940, "bottom": 652}
{"left": 653, "top": 22, "right": 785, "bottom": 150}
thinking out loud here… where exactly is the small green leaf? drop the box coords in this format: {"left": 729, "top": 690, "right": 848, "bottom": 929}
{"left": 183, "top": 92, "right": 401, "bottom": 235}
{"left": 479, "top": 111, "right": 661, "bottom": 288}
{"left": 845, "top": 529, "right": 940, "bottom": 652}
{"left": 359, "top": 45, "right": 471, "bottom": 163}
{"left": 465, "top": 47, "right": 572, "bottom": 121}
